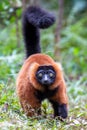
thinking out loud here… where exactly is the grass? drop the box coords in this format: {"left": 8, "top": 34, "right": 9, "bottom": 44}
{"left": 0, "top": 59, "right": 87, "bottom": 130}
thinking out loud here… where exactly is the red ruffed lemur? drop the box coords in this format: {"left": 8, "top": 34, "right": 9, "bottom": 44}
{"left": 16, "top": 6, "right": 68, "bottom": 119}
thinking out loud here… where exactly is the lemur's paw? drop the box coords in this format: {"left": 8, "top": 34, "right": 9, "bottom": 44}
{"left": 58, "top": 104, "right": 68, "bottom": 119}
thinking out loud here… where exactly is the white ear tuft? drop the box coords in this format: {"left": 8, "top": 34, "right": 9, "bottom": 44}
{"left": 56, "top": 62, "right": 63, "bottom": 71}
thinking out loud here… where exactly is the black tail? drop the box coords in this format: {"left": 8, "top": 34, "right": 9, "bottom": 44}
{"left": 22, "top": 6, "right": 55, "bottom": 58}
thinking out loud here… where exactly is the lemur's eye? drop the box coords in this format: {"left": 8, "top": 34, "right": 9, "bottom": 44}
{"left": 49, "top": 73, "right": 54, "bottom": 77}
{"left": 38, "top": 73, "right": 43, "bottom": 77}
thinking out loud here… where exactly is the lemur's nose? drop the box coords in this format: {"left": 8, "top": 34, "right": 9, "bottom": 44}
{"left": 44, "top": 75, "right": 48, "bottom": 80}
{"left": 43, "top": 75, "right": 49, "bottom": 84}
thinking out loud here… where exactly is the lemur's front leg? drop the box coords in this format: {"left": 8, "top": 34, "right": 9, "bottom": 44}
{"left": 50, "top": 100, "right": 68, "bottom": 118}
{"left": 50, "top": 80, "right": 68, "bottom": 119}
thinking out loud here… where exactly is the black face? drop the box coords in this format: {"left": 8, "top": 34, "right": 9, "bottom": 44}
{"left": 36, "top": 66, "right": 56, "bottom": 86}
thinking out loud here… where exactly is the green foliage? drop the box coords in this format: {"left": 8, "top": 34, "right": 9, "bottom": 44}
{"left": 60, "top": 17, "right": 87, "bottom": 77}
{"left": 0, "top": 0, "right": 22, "bottom": 26}
{"left": 0, "top": 54, "right": 23, "bottom": 81}
{"left": 0, "top": 22, "right": 23, "bottom": 56}
{"left": 0, "top": 22, "right": 23, "bottom": 81}
{"left": 41, "top": 25, "right": 55, "bottom": 55}
{"left": 42, "top": 0, "right": 58, "bottom": 9}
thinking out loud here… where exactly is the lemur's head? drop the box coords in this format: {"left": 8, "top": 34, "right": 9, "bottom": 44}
{"left": 36, "top": 66, "right": 56, "bottom": 86}
{"left": 29, "top": 60, "right": 62, "bottom": 91}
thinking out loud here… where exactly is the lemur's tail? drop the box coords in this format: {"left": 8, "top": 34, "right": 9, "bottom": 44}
{"left": 22, "top": 6, "right": 55, "bottom": 58}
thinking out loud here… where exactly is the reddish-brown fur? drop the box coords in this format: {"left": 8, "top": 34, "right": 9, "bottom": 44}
{"left": 16, "top": 54, "right": 68, "bottom": 116}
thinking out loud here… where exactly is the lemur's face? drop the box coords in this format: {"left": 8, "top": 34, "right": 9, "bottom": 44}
{"left": 36, "top": 66, "right": 56, "bottom": 86}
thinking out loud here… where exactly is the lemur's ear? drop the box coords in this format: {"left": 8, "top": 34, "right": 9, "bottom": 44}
{"left": 55, "top": 62, "right": 63, "bottom": 71}
{"left": 28, "top": 62, "right": 44, "bottom": 91}
{"left": 29, "top": 62, "right": 40, "bottom": 77}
